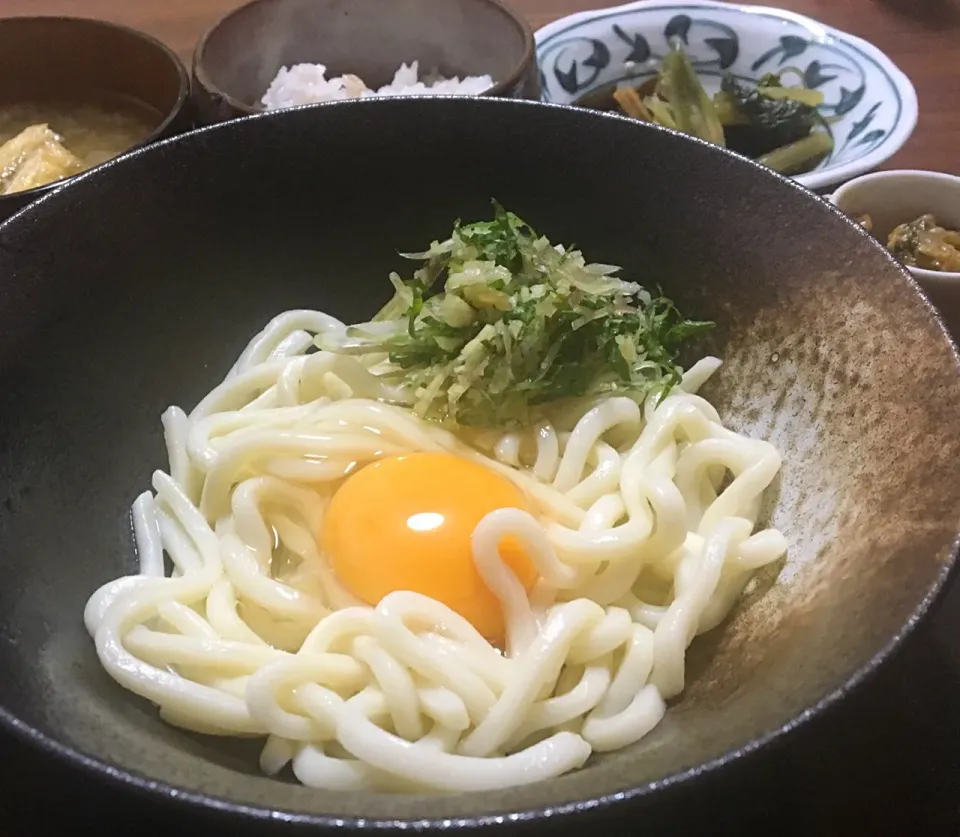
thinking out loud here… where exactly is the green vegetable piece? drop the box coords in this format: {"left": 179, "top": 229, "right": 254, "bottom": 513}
{"left": 713, "top": 89, "right": 747, "bottom": 126}
{"left": 658, "top": 46, "right": 726, "bottom": 146}
{"left": 720, "top": 73, "right": 821, "bottom": 160}
{"left": 757, "top": 85, "right": 824, "bottom": 107}
{"left": 757, "top": 130, "right": 834, "bottom": 174}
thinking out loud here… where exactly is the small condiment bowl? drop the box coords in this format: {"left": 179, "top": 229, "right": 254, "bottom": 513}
{"left": 192, "top": 0, "right": 539, "bottom": 125}
{"left": 0, "top": 16, "right": 191, "bottom": 222}
{"left": 830, "top": 170, "right": 960, "bottom": 332}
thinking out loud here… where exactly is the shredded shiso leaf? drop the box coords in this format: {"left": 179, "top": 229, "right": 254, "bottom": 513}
{"left": 317, "top": 203, "right": 713, "bottom": 428}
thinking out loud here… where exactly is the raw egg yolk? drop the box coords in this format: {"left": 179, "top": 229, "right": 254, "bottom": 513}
{"left": 321, "top": 452, "right": 538, "bottom": 643}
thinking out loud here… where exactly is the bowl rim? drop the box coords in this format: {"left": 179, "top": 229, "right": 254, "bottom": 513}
{"left": 0, "top": 15, "right": 190, "bottom": 206}
{"left": 830, "top": 169, "right": 960, "bottom": 283}
{"left": 191, "top": 0, "right": 537, "bottom": 116}
{"left": 0, "top": 95, "right": 957, "bottom": 830}
{"left": 533, "top": 0, "right": 920, "bottom": 191}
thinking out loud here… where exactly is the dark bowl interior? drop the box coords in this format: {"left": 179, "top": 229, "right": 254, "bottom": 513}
{"left": 0, "top": 16, "right": 190, "bottom": 222}
{"left": 192, "top": 0, "right": 539, "bottom": 124}
{"left": 0, "top": 98, "right": 959, "bottom": 830}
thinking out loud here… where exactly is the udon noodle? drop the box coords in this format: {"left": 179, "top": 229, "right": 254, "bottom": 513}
{"left": 85, "top": 309, "right": 786, "bottom": 793}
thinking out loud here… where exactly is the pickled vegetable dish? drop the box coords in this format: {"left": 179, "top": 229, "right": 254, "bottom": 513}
{"left": 859, "top": 213, "right": 960, "bottom": 273}
{"left": 576, "top": 44, "right": 833, "bottom": 176}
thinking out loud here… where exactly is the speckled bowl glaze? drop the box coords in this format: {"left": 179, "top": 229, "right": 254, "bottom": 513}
{"left": 0, "top": 98, "right": 958, "bottom": 832}
{"left": 192, "top": 0, "right": 539, "bottom": 124}
{"left": 535, "top": 0, "right": 918, "bottom": 191}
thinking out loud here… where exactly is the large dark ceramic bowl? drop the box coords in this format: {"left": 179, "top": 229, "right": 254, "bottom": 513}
{"left": 0, "top": 98, "right": 959, "bottom": 831}
{"left": 0, "top": 16, "right": 190, "bottom": 222}
{"left": 192, "top": 0, "right": 539, "bottom": 125}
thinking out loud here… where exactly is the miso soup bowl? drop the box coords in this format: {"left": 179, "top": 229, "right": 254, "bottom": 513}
{"left": 0, "top": 16, "right": 190, "bottom": 221}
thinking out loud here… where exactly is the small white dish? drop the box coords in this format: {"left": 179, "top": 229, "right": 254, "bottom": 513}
{"left": 830, "top": 171, "right": 960, "bottom": 322}
{"left": 535, "top": 0, "right": 918, "bottom": 190}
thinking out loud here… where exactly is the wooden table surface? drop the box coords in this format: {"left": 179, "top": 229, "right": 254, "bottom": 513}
{"left": 5, "top": 0, "right": 959, "bottom": 175}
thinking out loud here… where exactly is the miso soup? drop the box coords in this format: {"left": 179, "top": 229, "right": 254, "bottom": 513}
{"left": 0, "top": 92, "right": 160, "bottom": 195}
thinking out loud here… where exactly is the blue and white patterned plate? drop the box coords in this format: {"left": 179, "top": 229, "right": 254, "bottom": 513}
{"left": 535, "top": 0, "right": 918, "bottom": 190}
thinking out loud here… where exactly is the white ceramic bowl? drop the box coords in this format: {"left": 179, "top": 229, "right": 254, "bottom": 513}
{"left": 535, "top": 0, "right": 918, "bottom": 190}
{"left": 830, "top": 170, "right": 960, "bottom": 328}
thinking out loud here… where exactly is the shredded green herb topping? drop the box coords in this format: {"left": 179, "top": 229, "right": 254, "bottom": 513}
{"left": 318, "top": 203, "right": 713, "bottom": 428}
